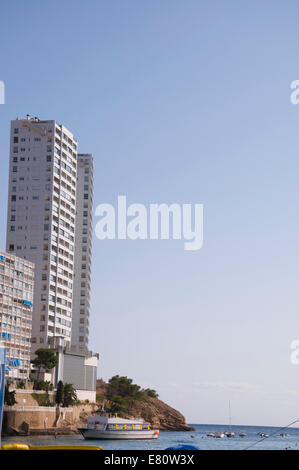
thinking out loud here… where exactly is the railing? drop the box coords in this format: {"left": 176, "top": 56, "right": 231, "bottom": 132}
{"left": 11, "top": 389, "right": 55, "bottom": 394}
{"left": 4, "top": 405, "right": 73, "bottom": 412}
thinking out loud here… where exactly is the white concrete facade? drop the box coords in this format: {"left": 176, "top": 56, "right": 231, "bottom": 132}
{"left": 6, "top": 116, "right": 78, "bottom": 352}
{"left": 75, "top": 389, "right": 96, "bottom": 402}
{"left": 72, "top": 154, "right": 94, "bottom": 350}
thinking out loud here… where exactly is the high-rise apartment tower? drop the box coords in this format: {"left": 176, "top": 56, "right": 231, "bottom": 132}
{"left": 6, "top": 116, "right": 78, "bottom": 351}
{"left": 71, "top": 154, "right": 94, "bottom": 350}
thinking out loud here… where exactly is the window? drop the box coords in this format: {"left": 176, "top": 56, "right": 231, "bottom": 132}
{"left": 13, "top": 147, "right": 18, "bottom": 153}
{"left": 14, "top": 128, "right": 19, "bottom": 134}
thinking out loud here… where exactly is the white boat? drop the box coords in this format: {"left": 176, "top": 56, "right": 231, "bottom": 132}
{"left": 78, "top": 413, "right": 159, "bottom": 440}
{"left": 225, "top": 400, "right": 235, "bottom": 437}
{"left": 214, "top": 432, "right": 225, "bottom": 438}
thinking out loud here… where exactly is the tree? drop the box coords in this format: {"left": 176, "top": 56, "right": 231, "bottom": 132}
{"left": 16, "top": 380, "right": 25, "bottom": 389}
{"left": 106, "top": 376, "right": 159, "bottom": 415}
{"left": 143, "top": 388, "right": 159, "bottom": 398}
{"left": 109, "top": 395, "right": 127, "bottom": 414}
{"left": 107, "top": 375, "right": 142, "bottom": 400}
{"left": 31, "top": 349, "right": 58, "bottom": 381}
{"left": 107, "top": 375, "right": 158, "bottom": 401}
{"left": 55, "top": 380, "right": 64, "bottom": 406}
{"left": 4, "top": 381, "right": 16, "bottom": 406}
{"left": 62, "top": 383, "right": 77, "bottom": 407}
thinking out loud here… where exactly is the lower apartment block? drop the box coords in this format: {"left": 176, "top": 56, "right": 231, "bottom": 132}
{"left": 0, "top": 251, "right": 34, "bottom": 380}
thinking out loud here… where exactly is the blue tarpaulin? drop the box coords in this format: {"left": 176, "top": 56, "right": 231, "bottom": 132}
{"left": 165, "top": 445, "right": 200, "bottom": 450}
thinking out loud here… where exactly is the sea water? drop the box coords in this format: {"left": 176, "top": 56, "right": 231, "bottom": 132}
{"left": 2, "top": 424, "right": 299, "bottom": 450}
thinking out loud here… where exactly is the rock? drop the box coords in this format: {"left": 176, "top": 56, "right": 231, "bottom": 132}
{"left": 6, "top": 426, "right": 19, "bottom": 436}
{"left": 19, "top": 421, "right": 30, "bottom": 435}
{"left": 127, "top": 397, "right": 194, "bottom": 431}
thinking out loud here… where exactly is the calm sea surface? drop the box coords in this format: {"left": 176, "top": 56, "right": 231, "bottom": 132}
{"left": 3, "top": 424, "right": 299, "bottom": 450}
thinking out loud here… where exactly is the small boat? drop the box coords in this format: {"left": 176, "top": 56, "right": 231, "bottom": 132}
{"left": 78, "top": 413, "right": 159, "bottom": 440}
{"left": 207, "top": 433, "right": 215, "bottom": 438}
{"left": 214, "top": 432, "right": 225, "bottom": 438}
{"left": 239, "top": 431, "right": 247, "bottom": 438}
{"left": 278, "top": 433, "right": 290, "bottom": 437}
{"left": 259, "top": 433, "right": 269, "bottom": 438}
{"left": 225, "top": 400, "right": 235, "bottom": 437}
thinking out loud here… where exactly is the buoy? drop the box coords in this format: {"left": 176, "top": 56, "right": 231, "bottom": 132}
{"left": 29, "top": 445, "right": 103, "bottom": 451}
{"left": 2, "top": 444, "right": 30, "bottom": 451}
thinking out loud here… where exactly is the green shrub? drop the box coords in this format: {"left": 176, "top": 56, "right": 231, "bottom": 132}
{"left": 33, "top": 380, "right": 53, "bottom": 391}
{"left": 31, "top": 393, "right": 53, "bottom": 407}
{"left": 4, "top": 383, "right": 16, "bottom": 406}
{"left": 106, "top": 376, "right": 159, "bottom": 413}
{"left": 16, "top": 380, "right": 25, "bottom": 389}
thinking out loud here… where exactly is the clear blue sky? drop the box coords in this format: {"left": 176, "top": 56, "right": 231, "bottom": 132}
{"left": 1, "top": 0, "right": 299, "bottom": 426}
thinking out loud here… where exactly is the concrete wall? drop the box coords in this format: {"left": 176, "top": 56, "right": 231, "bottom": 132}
{"left": 76, "top": 389, "right": 96, "bottom": 402}
{"left": 3, "top": 403, "right": 96, "bottom": 434}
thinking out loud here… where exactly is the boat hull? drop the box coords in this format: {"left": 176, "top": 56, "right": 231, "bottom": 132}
{"left": 78, "top": 428, "right": 159, "bottom": 440}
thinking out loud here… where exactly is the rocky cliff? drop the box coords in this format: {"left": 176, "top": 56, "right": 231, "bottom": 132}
{"left": 96, "top": 379, "right": 194, "bottom": 431}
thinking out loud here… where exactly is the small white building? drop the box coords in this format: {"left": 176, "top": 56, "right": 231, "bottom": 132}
{"left": 54, "top": 340, "right": 98, "bottom": 402}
